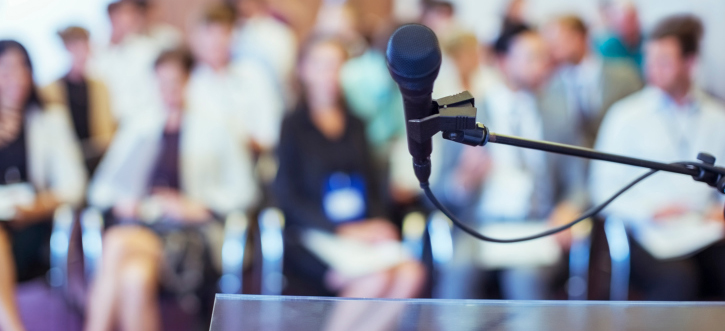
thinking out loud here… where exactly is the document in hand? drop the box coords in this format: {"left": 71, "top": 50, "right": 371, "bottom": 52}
{"left": 0, "top": 183, "right": 35, "bottom": 220}
{"left": 476, "top": 222, "right": 562, "bottom": 269}
{"left": 635, "top": 213, "right": 724, "bottom": 260}
{"left": 301, "top": 229, "right": 412, "bottom": 278}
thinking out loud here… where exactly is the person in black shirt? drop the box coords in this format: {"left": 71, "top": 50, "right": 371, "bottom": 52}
{"left": 274, "top": 37, "right": 425, "bottom": 298}
{"left": 42, "top": 26, "right": 116, "bottom": 176}
{"left": 0, "top": 40, "right": 86, "bottom": 331}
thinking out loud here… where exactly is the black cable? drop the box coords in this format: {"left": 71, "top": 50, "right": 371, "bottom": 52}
{"left": 421, "top": 166, "right": 674, "bottom": 243}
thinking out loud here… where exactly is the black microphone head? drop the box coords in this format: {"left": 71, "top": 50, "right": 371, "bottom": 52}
{"left": 387, "top": 24, "right": 442, "bottom": 92}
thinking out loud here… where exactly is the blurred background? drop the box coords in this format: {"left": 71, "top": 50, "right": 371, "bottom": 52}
{"left": 2, "top": 0, "right": 725, "bottom": 331}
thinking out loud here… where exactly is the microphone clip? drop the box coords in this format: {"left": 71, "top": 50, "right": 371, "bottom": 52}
{"left": 406, "top": 91, "right": 489, "bottom": 147}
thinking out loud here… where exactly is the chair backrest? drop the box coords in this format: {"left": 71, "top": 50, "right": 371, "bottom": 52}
{"left": 428, "top": 211, "right": 454, "bottom": 298}
{"left": 259, "top": 208, "right": 285, "bottom": 295}
{"left": 219, "top": 211, "right": 249, "bottom": 294}
{"left": 80, "top": 207, "right": 105, "bottom": 282}
{"left": 402, "top": 211, "right": 427, "bottom": 261}
{"left": 568, "top": 219, "right": 593, "bottom": 300}
{"left": 49, "top": 205, "right": 75, "bottom": 289}
{"left": 604, "top": 216, "right": 631, "bottom": 301}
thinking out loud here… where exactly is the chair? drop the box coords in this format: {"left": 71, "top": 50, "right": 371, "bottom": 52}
{"left": 48, "top": 205, "right": 75, "bottom": 291}
{"left": 426, "top": 211, "right": 597, "bottom": 300}
{"left": 604, "top": 216, "right": 631, "bottom": 301}
{"left": 218, "top": 211, "right": 250, "bottom": 294}
{"left": 427, "top": 211, "right": 454, "bottom": 298}
{"left": 567, "top": 219, "right": 594, "bottom": 300}
{"left": 258, "top": 209, "right": 431, "bottom": 297}
{"left": 258, "top": 208, "right": 285, "bottom": 296}
{"left": 402, "top": 212, "right": 427, "bottom": 261}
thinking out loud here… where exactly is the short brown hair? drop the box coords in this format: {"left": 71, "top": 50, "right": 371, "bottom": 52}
{"left": 200, "top": 4, "right": 236, "bottom": 27}
{"left": 107, "top": 0, "right": 148, "bottom": 15}
{"left": 57, "top": 26, "right": 90, "bottom": 43}
{"left": 442, "top": 32, "right": 479, "bottom": 57}
{"left": 649, "top": 15, "right": 704, "bottom": 57}
{"left": 554, "top": 15, "right": 588, "bottom": 37}
{"left": 154, "top": 48, "right": 195, "bottom": 75}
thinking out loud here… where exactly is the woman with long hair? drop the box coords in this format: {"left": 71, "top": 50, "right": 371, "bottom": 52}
{"left": 274, "top": 37, "right": 426, "bottom": 299}
{"left": 0, "top": 40, "right": 86, "bottom": 331}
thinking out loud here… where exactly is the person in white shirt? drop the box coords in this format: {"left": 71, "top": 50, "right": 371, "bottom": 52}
{"left": 0, "top": 40, "right": 86, "bottom": 331}
{"left": 591, "top": 15, "right": 725, "bottom": 301}
{"left": 232, "top": 0, "right": 298, "bottom": 107}
{"left": 85, "top": 49, "right": 258, "bottom": 331}
{"left": 436, "top": 25, "right": 578, "bottom": 300}
{"left": 188, "top": 4, "right": 284, "bottom": 154}
{"left": 88, "top": 0, "right": 168, "bottom": 123}
{"left": 541, "top": 15, "right": 642, "bottom": 150}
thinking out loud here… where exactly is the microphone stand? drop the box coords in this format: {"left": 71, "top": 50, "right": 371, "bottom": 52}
{"left": 410, "top": 91, "right": 725, "bottom": 194}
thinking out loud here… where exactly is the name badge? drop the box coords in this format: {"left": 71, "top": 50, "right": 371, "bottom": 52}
{"left": 323, "top": 172, "right": 367, "bottom": 223}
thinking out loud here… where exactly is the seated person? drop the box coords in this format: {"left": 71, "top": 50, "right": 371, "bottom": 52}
{"left": 273, "top": 37, "right": 425, "bottom": 298}
{"left": 0, "top": 40, "right": 86, "bottom": 331}
{"left": 434, "top": 25, "right": 583, "bottom": 300}
{"left": 595, "top": 0, "right": 643, "bottom": 71}
{"left": 85, "top": 49, "right": 258, "bottom": 331}
{"left": 541, "top": 15, "right": 642, "bottom": 149}
{"left": 188, "top": 3, "right": 284, "bottom": 155}
{"left": 591, "top": 15, "right": 725, "bottom": 301}
{"left": 42, "top": 26, "right": 116, "bottom": 176}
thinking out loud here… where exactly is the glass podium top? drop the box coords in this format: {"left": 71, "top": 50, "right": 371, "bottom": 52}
{"left": 210, "top": 294, "right": 725, "bottom": 331}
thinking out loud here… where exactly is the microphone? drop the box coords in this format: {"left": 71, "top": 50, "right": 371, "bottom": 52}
{"left": 386, "top": 24, "right": 442, "bottom": 184}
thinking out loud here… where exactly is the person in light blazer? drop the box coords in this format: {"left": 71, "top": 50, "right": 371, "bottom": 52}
{"left": 0, "top": 40, "right": 86, "bottom": 331}
{"left": 85, "top": 49, "right": 258, "bottom": 331}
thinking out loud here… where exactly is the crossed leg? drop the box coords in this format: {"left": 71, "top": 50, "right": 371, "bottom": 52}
{"left": 0, "top": 226, "right": 24, "bottom": 331}
{"left": 85, "top": 225, "right": 163, "bottom": 331}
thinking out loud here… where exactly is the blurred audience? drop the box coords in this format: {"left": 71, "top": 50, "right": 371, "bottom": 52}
{"left": 1, "top": 1, "right": 724, "bottom": 329}
{"left": 596, "top": 0, "right": 643, "bottom": 70}
{"left": 86, "top": 49, "right": 257, "bottom": 331}
{"left": 542, "top": 15, "right": 642, "bottom": 149}
{"left": 187, "top": 3, "right": 284, "bottom": 154}
{"left": 41, "top": 26, "right": 116, "bottom": 176}
{"left": 273, "top": 37, "right": 425, "bottom": 299}
{"left": 0, "top": 40, "right": 86, "bottom": 331}
{"left": 591, "top": 15, "right": 725, "bottom": 301}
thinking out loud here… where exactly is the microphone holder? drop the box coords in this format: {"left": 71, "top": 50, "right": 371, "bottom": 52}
{"left": 408, "top": 91, "right": 725, "bottom": 194}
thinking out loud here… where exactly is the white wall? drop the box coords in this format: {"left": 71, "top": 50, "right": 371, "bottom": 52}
{"left": 0, "top": 0, "right": 113, "bottom": 85}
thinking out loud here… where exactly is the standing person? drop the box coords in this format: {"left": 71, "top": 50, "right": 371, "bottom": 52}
{"left": 42, "top": 26, "right": 116, "bottom": 176}
{"left": 591, "top": 15, "right": 725, "bottom": 301}
{"left": 85, "top": 49, "right": 258, "bottom": 331}
{"left": 274, "top": 37, "right": 425, "bottom": 299}
{"left": 541, "top": 15, "right": 643, "bottom": 150}
{"left": 187, "top": 3, "right": 284, "bottom": 154}
{"left": 88, "top": 0, "right": 167, "bottom": 123}
{"left": 0, "top": 40, "right": 86, "bottom": 331}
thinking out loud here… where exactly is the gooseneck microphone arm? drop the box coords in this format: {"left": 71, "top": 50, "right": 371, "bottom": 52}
{"left": 387, "top": 24, "right": 725, "bottom": 243}
{"left": 416, "top": 91, "right": 725, "bottom": 243}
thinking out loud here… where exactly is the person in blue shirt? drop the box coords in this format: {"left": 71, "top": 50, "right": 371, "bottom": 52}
{"left": 596, "top": 0, "right": 643, "bottom": 71}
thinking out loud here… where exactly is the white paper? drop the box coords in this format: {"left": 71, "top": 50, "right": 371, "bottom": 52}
{"left": 476, "top": 222, "right": 562, "bottom": 269}
{"left": 0, "top": 183, "right": 36, "bottom": 221}
{"left": 301, "top": 229, "right": 411, "bottom": 278}
{"left": 635, "top": 213, "right": 724, "bottom": 260}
